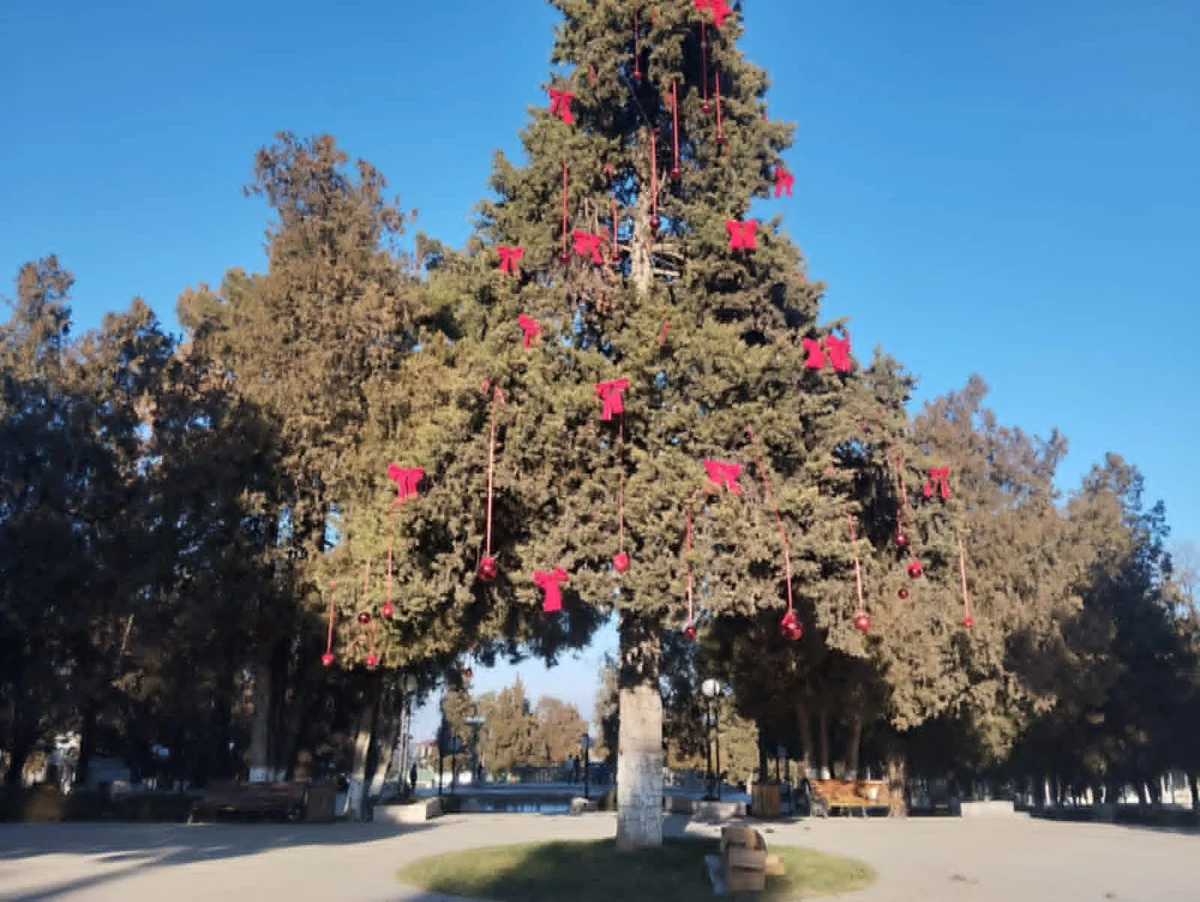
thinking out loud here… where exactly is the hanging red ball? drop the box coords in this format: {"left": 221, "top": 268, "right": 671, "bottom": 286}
{"left": 633, "top": 68, "right": 642, "bottom": 82}
{"left": 670, "top": 166, "right": 681, "bottom": 180}
{"left": 779, "top": 610, "right": 802, "bottom": 641}
{"left": 649, "top": 215, "right": 661, "bottom": 231}
{"left": 558, "top": 251, "right": 571, "bottom": 264}
{"left": 894, "top": 531, "right": 907, "bottom": 548}
{"left": 907, "top": 560, "right": 924, "bottom": 579}
{"left": 381, "top": 603, "right": 394, "bottom": 619}
{"left": 611, "top": 249, "right": 622, "bottom": 263}
{"left": 854, "top": 612, "right": 871, "bottom": 633}
{"left": 683, "top": 623, "right": 697, "bottom": 641}
{"left": 613, "top": 552, "right": 630, "bottom": 573}
{"left": 478, "top": 557, "right": 498, "bottom": 582}
{"left": 357, "top": 611, "right": 371, "bottom": 625}
{"left": 898, "top": 588, "right": 909, "bottom": 600}
{"left": 321, "top": 653, "right": 335, "bottom": 668}
{"left": 365, "top": 653, "right": 378, "bottom": 668}
{"left": 962, "top": 615, "right": 974, "bottom": 630}
{"left": 464, "top": 666, "right": 473, "bottom": 679}
{"left": 702, "top": 102, "right": 711, "bottom": 114}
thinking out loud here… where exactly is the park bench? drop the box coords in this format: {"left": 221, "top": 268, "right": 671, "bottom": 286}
{"left": 188, "top": 781, "right": 335, "bottom": 823}
{"left": 810, "top": 779, "right": 890, "bottom": 817}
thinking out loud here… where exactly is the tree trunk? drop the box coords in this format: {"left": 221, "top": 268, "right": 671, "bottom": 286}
{"left": 76, "top": 704, "right": 98, "bottom": 788}
{"left": 1188, "top": 772, "right": 1198, "bottom": 812}
{"left": 816, "top": 709, "right": 830, "bottom": 779}
{"left": 346, "top": 673, "right": 383, "bottom": 821}
{"left": 615, "top": 611, "right": 663, "bottom": 850}
{"left": 795, "top": 700, "right": 814, "bottom": 778}
{"left": 248, "top": 644, "right": 275, "bottom": 783}
{"left": 885, "top": 741, "right": 907, "bottom": 817}
{"left": 757, "top": 722, "right": 769, "bottom": 782}
{"left": 370, "top": 682, "right": 400, "bottom": 799}
{"left": 845, "top": 715, "right": 863, "bottom": 781}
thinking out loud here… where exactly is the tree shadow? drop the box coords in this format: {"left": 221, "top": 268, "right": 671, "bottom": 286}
{"left": 0, "top": 819, "right": 439, "bottom": 901}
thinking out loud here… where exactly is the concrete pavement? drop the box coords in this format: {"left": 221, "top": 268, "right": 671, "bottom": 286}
{"left": 0, "top": 811, "right": 1197, "bottom": 901}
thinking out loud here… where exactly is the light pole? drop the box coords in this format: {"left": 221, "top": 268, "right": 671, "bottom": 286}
{"left": 701, "top": 678, "right": 723, "bottom": 801}
{"left": 581, "top": 732, "right": 592, "bottom": 800}
{"left": 400, "top": 674, "right": 418, "bottom": 796}
{"left": 466, "top": 714, "right": 485, "bottom": 783}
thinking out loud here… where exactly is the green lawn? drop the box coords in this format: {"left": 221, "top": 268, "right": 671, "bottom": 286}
{"left": 397, "top": 837, "right": 876, "bottom": 901}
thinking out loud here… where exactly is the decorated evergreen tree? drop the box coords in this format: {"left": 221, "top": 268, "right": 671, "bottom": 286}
{"left": 415, "top": 0, "right": 904, "bottom": 847}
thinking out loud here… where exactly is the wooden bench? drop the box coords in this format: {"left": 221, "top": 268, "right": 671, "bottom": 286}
{"left": 188, "top": 781, "right": 335, "bottom": 823}
{"left": 810, "top": 779, "right": 891, "bottom": 818}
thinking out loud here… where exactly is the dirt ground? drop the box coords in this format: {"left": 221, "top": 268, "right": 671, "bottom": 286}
{"left": 0, "top": 811, "right": 1196, "bottom": 901}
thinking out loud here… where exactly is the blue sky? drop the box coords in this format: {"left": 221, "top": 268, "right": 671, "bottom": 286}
{"left": 3, "top": 0, "right": 1197, "bottom": 739}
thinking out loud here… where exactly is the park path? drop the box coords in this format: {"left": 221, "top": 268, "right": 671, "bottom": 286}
{"left": 0, "top": 811, "right": 1197, "bottom": 901}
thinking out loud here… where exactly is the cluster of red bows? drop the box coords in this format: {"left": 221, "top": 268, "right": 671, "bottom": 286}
{"left": 802, "top": 334, "right": 853, "bottom": 373}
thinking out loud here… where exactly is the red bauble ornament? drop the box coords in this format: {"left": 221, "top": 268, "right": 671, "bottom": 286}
{"left": 702, "top": 101, "right": 711, "bottom": 114}
{"left": 478, "top": 556, "right": 498, "bottom": 582}
{"left": 962, "top": 616, "right": 974, "bottom": 630}
{"left": 649, "top": 215, "right": 661, "bottom": 231}
{"left": 907, "top": 560, "right": 924, "bottom": 580}
{"left": 779, "top": 610, "right": 802, "bottom": 641}
{"left": 321, "top": 652, "right": 335, "bottom": 668}
{"left": 854, "top": 612, "right": 871, "bottom": 633}
{"left": 357, "top": 611, "right": 371, "bottom": 625}
{"left": 365, "top": 653, "right": 379, "bottom": 668}
{"left": 898, "top": 588, "right": 909, "bottom": 600}
{"left": 683, "top": 623, "right": 697, "bottom": 640}
{"left": 670, "top": 166, "right": 681, "bottom": 180}
{"left": 558, "top": 250, "right": 571, "bottom": 264}
{"left": 613, "top": 552, "right": 630, "bottom": 573}
{"left": 381, "top": 603, "right": 394, "bottom": 619}
{"left": 633, "top": 67, "right": 642, "bottom": 82}
{"left": 464, "top": 666, "right": 474, "bottom": 679}
{"left": 894, "top": 531, "right": 907, "bottom": 548}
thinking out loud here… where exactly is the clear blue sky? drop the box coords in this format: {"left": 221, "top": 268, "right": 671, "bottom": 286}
{"left": 3, "top": 0, "right": 1197, "bottom": 739}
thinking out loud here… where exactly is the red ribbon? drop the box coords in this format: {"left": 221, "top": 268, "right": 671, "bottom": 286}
{"left": 517, "top": 314, "right": 542, "bottom": 348}
{"left": 387, "top": 464, "right": 424, "bottom": 503}
{"left": 658, "top": 319, "right": 669, "bottom": 345}
{"left": 549, "top": 88, "right": 574, "bottom": 124}
{"left": 497, "top": 245, "right": 524, "bottom": 275}
{"left": 774, "top": 167, "right": 795, "bottom": 198}
{"left": 725, "top": 219, "right": 758, "bottom": 250}
{"left": 535, "top": 568, "right": 569, "bottom": 613}
{"left": 694, "top": 0, "right": 732, "bottom": 27}
{"left": 595, "top": 378, "right": 629, "bottom": 421}
{"left": 704, "top": 459, "right": 742, "bottom": 494}
{"left": 572, "top": 229, "right": 604, "bottom": 264}
{"left": 924, "top": 467, "right": 951, "bottom": 500}
{"left": 824, "top": 334, "right": 853, "bottom": 372}
{"left": 802, "top": 337, "right": 826, "bottom": 369}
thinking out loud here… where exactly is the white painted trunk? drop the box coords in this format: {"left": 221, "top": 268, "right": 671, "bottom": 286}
{"left": 248, "top": 653, "right": 273, "bottom": 783}
{"left": 616, "top": 683, "right": 663, "bottom": 850}
{"left": 346, "top": 681, "right": 379, "bottom": 822}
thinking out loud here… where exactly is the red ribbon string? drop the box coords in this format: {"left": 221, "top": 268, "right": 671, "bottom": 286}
{"left": 658, "top": 319, "right": 669, "bottom": 345}
{"left": 725, "top": 219, "right": 758, "bottom": 250}
{"left": 611, "top": 196, "right": 619, "bottom": 260}
{"left": 633, "top": 2, "right": 641, "bottom": 81}
{"left": 714, "top": 71, "right": 724, "bottom": 144}
{"left": 703, "top": 459, "right": 743, "bottom": 494}
{"left": 517, "top": 314, "right": 542, "bottom": 348}
{"left": 848, "top": 515, "right": 865, "bottom": 616}
{"left": 387, "top": 464, "right": 424, "bottom": 504}
{"left": 802, "top": 337, "right": 826, "bottom": 369}
{"left": 595, "top": 378, "right": 629, "bottom": 421}
{"left": 484, "top": 383, "right": 503, "bottom": 558}
{"left": 561, "top": 162, "right": 569, "bottom": 260}
{"left": 924, "top": 467, "right": 952, "bottom": 500}
{"left": 700, "top": 21, "right": 710, "bottom": 112}
{"left": 385, "top": 516, "right": 395, "bottom": 615}
{"left": 548, "top": 88, "right": 575, "bottom": 124}
{"left": 572, "top": 229, "right": 605, "bottom": 264}
{"left": 325, "top": 581, "right": 336, "bottom": 658}
{"left": 617, "top": 417, "right": 626, "bottom": 554}
{"left": 823, "top": 333, "right": 853, "bottom": 372}
{"left": 671, "top": 78, "right": 681, "bottom": 177}
{"left": 649, "top": 130, "right": 659, "bottom": 225}
{"left": 685, "top": 496, "right": 695, "bottom": 626}
{"left": 747, "top": 428, "right": 795, "bottom": 619}
{"left": 535, "top": 568, "right": 570, "bottom": 613}
{"left": 774, "top": 167, "right": 795, "bottom": 198}
{"left": 497, "top": 245, "right": 524, "bottom": 275}
{"left": 958, "top": 538, "right": 973, "bottom": 626}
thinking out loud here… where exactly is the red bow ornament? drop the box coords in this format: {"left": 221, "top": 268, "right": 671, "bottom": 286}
{"left": 924, "top": 467, "right": 951, "bottom": 500}
{"left": 802, "top": 337, "right": 826, "bottom": 369}
{"left": 387, "top": 464, "right": 424, "bottom": 504}
{"left": 517, "top": 314, "right": 542, "bottom": 348}
{"left": 695, "top": 0, "right": 732, "bottom": 27}
{"left": 535, "top": 567, "right": 570, "bottom": 613}
{"left": 824, "top": 334, "right": 853, "bottom": 373}
{"left": 548, "top": 88, "right": 575, "bottom": 125}
{"left": 704, "top": 459, "right": 743, "bottom": 494}
{"left": 573, "top": 229, "right": 604, "bottom": 264}
{"left": 774, "top": 167, "right": 795, "bottom": 198}
{"left": 726, "top": 219, "right": 758, "bottom": 251}
{"left": 497, "top": 245, "right": 524, "bottom": 276}
{"left": 595, "top": 378, "right": 629, "bottom": 421}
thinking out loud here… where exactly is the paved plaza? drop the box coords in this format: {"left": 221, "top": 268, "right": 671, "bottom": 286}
{"left": 1, "top": 812, "right": 1197, "bottom": 901}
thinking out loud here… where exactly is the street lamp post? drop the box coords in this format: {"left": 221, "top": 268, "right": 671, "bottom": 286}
{"left": 701, "top": 678, "right": 723, "bottom": 802}
{"left": 581, "top": 732, "right": 592, "bottom": 801}
{"left": 466, "top": 714, "right": 486, "bottom": 784}
{"left": 400, "top": 674, "right": 418, "bottom": 796}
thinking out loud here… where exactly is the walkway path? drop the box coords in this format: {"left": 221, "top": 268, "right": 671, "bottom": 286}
{"left": 0, "top": 812, "right": 1197, "bottom": 901}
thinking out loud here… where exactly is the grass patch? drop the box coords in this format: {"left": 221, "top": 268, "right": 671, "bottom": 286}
{"left": 398, "top": 837, "right": 876, "bottom": 901}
